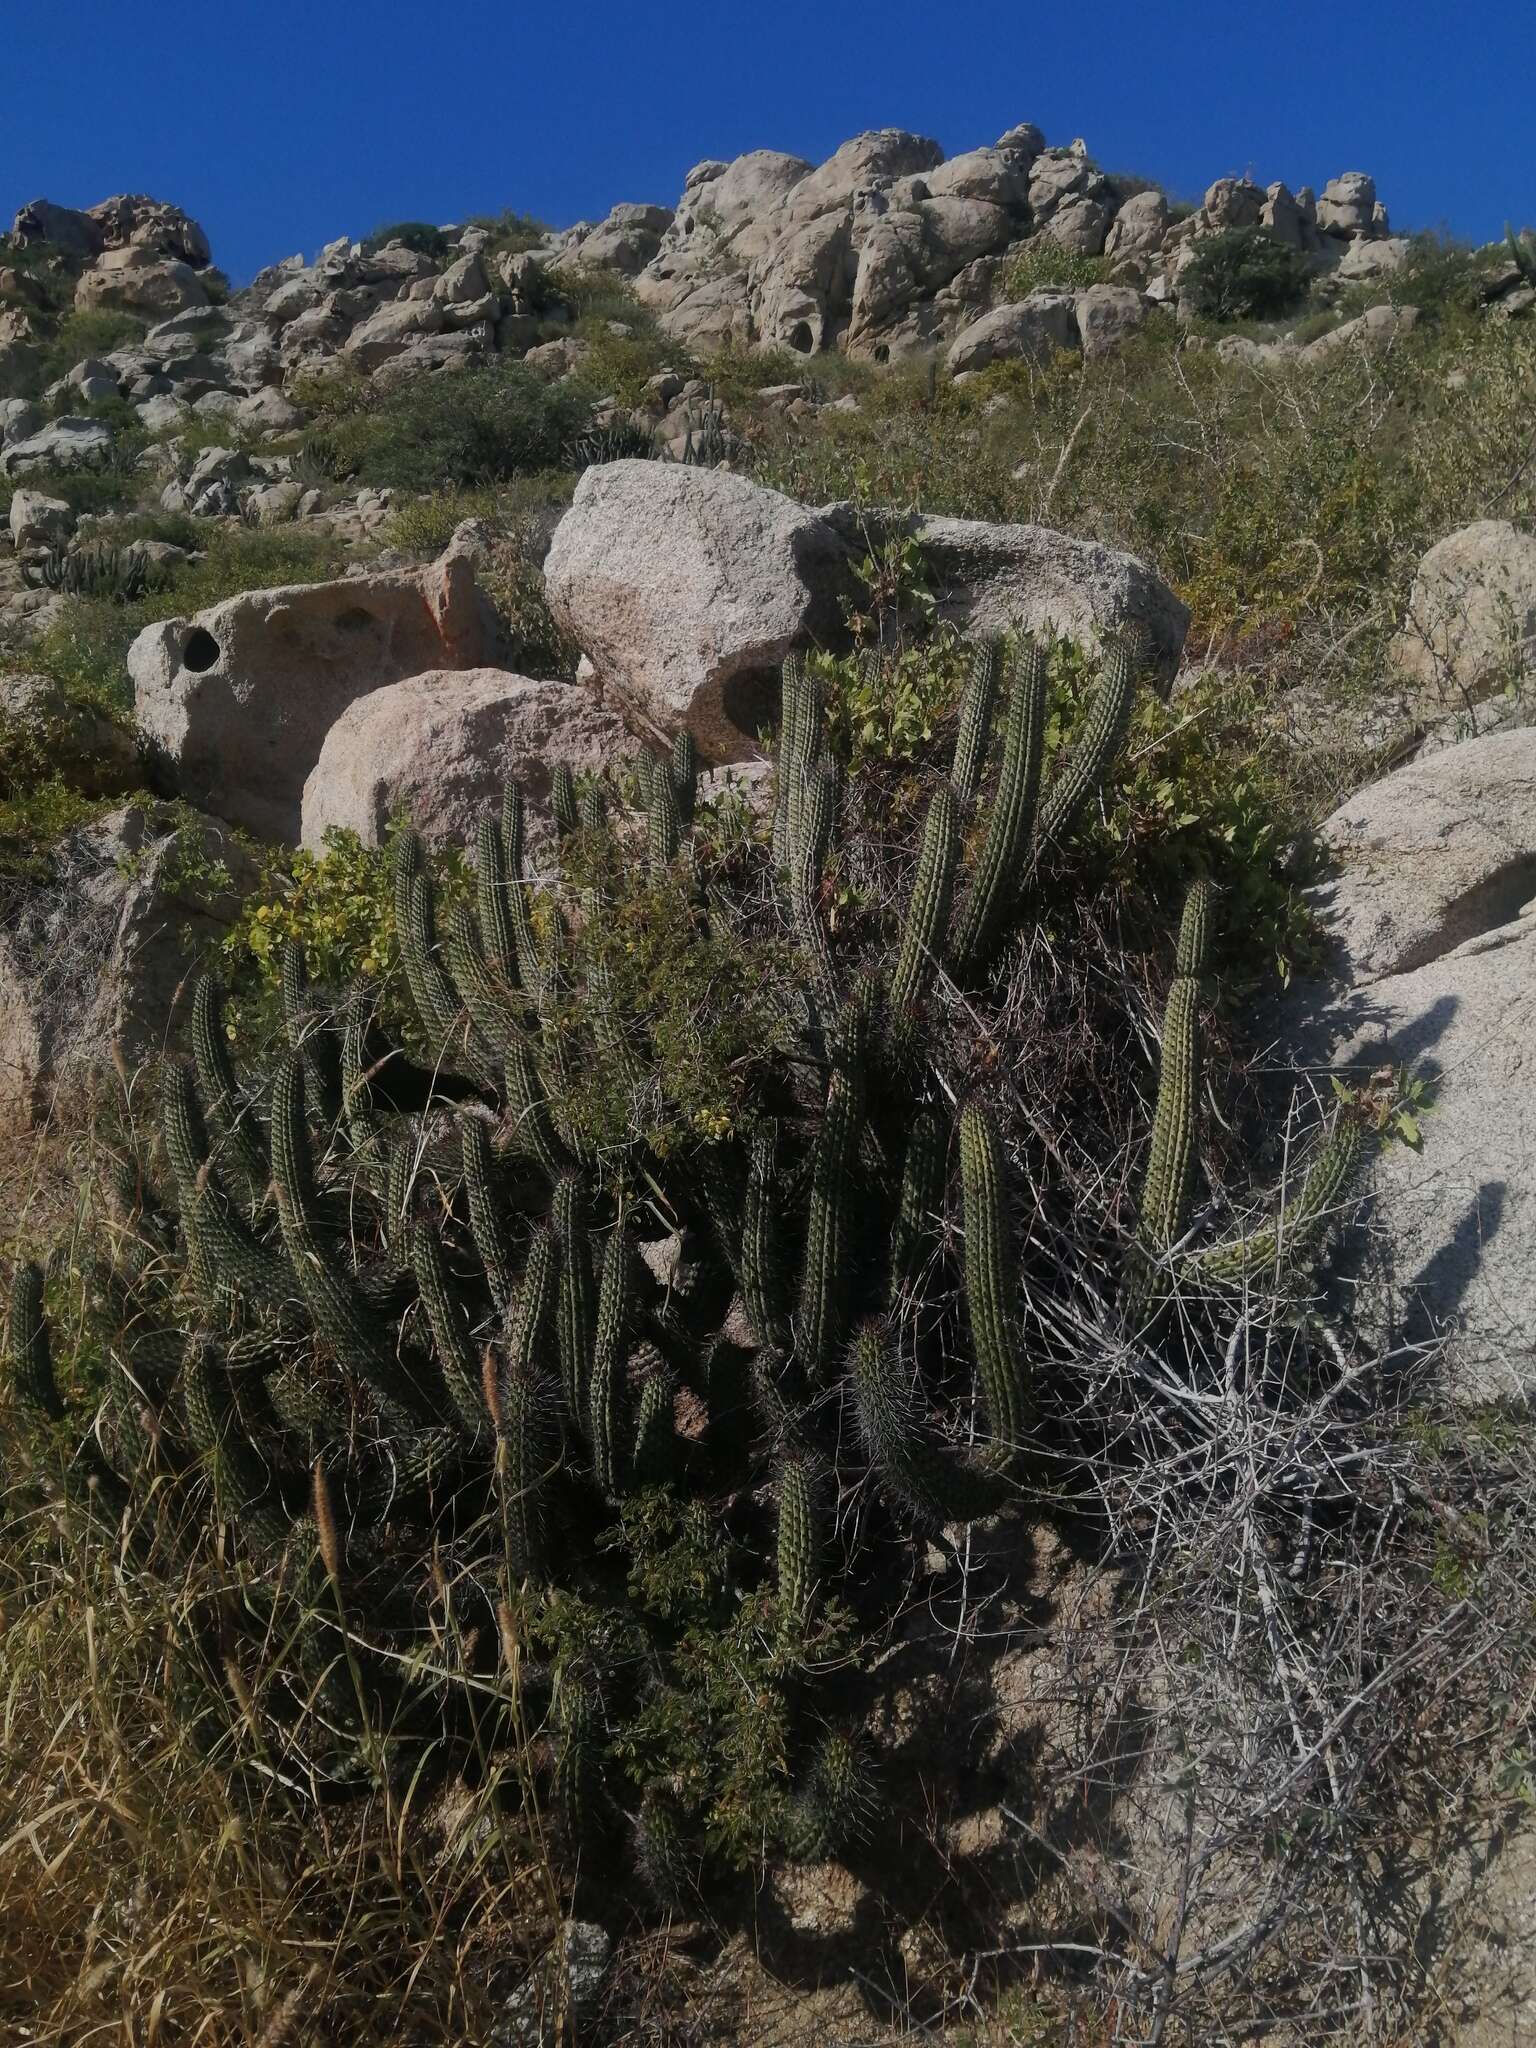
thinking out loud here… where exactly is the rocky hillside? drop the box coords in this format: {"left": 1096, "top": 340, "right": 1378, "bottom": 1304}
{"left": 3, "top": 119, "right": 1536, "bottom": 2048}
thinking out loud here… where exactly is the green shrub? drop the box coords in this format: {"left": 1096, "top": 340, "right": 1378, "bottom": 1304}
{"left": 363, "top": 220, "right": 451, "bottom": 261}
{"left": 1181, "top": 228, "right": 1312, "bottom": 323}
{"left": 1001, "top": 236, "right": 1108, "bottom": 297}
{"left": 331, "top": 362, "right": 591, "bottom": 491}
{"left": 35, "top": 309, "right": 146, "bottom": 388}
{"left": 464, "top": 209, "right": 550, "bottom": 259}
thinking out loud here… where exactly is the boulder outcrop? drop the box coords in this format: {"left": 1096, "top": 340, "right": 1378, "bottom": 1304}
{"left": 129, "top": 551, "right": 494, "bottom": 840}
{"left": 301, "top": 668, "right": 634, "bottom": 852}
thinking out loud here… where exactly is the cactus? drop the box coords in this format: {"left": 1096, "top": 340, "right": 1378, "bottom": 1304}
{"left": 1134, "top": 881, "right": 1213, "bottom": 1277}
{"left": 2, "top": 627, "right": 1352, "bottom": 1902}
{"left": 554, "top": 1173, "right": 595, "bottom": 1427}
{"left": 588, "top": 1226, "right": 634, "bottom": 1496}
{"left": 950, "top": 641, "right": 1046, "bottom": 970}
{"left": 776, "top": 1454, "right": 822, "bottom": 1635}
{"left": 889, "top": 782, "right": 959, "bottom": 1017}
{"left": 795, "top": 1001, "right": 867, "bottom": 1382}
{"left": 951, "top": 638, "right": 1002, "bottom": 809}
{"left": 958, "top": 1102, "right": 1030, "bottom": 1462}
{"left": 1190, "top": 1118, "right": 1366, "bottom": 1285}
{"left": 1035, "top": 634, "right": 1139, "bottom": 855}
{"left": 551, "top": 764, "right": 579, "bottom": 838}
{"left": 783, "top": 1730, "right": 868, "bottom": 1861}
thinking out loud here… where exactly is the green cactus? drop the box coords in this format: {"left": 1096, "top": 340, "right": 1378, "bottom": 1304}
{"left": 776, "top": 1454, "right": 822, "bottom": 1635}
{"left": 648, "top": 753, "right": 683, "bottom": 870}
{"left": 632, "top": 1362, "right": 676, "bottom": 1488}
{"left": 796, "top": 1001, "right": 867, "bottom": 1382}
{"left": 475, "top": 815, "right": 520, "bottom": 989}
{"left": 635, "top": 1787, "right": 693, "bottom": 1905}
{"left": 1035, "top": 634, "right": 1138, "bottom": 855}
{"left": 671, "top": 730, "right": 699, "bottom": 827}
{"left": 505, "top": 1041, "right": 571, "bottom": 1179}
{"left": 892, "top": 1108, "right": 947, "bottom": 1295}
{"left": 551, "top": 763, "right": 579, "bottom": 838}
{"left": 7, "top": 1261, "right": 63, "bottom": 1431}
{"left": 554, "top": 1173, "right": 595, "bottom": 1428}
{"left": 783, "top": 1729, "right": 868, "bottom": 1861}
{"left": 1190, "top": 1118, "right": 1366, "bottom": 1285}
{"left": 192, "top": 975, "right": 267, "bottom": 1194}
{"left": 578, "top": 785, "right": 608, "bottom": 834}
{"left": 162, "top": 1062, "right": 288, "bottom": 1313}
{"left": 958, "top": 1102, "right": 1030, "bottom": 1462}
{"left": 951, "top": 638, "right": 1002, "bottom": 809}
{"left": 851, "top": 1322, "right": 1010, "bottom": 1526}
{"left": 1134, "top": 881, "right": 1214, "bottom": 1276}
{"left": 742, "top": 1124, "right": 790, "bottom": 1353}
{"left": 890, "top": 782, "right": 959, "bottom": 1017}
{"left": 950, "top": 642, "right": 1046, "bottom": 970}
{"left": 410, "top": 1223, "right": 491, "bottom": 1437}
{"left": 588, "top": 1225, "right": 634, "bottom": 1496}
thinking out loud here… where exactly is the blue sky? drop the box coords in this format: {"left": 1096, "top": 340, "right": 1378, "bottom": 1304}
{"left": 6, "top": 0, "right": 1533, "bottom": 283}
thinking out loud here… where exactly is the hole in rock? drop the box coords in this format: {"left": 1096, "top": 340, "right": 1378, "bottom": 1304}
{"left": 787, "top": 322, "right": 814, "bottom": 355}
{"left": 182, "top": 627, "right": 220, "bottom": 673}
{"left": 334, "top": 606, "right": 376, "bottom": 634}
{"left": 721, "top": 666, "right": 782, "bottom": 743}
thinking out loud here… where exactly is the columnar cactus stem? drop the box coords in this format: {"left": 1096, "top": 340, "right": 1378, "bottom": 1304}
{"left": 1035, "top": 635, "right": 1138, "bottom": 855}
{"left": 192, "top": 975, "right": 267, "bottom": 1193}
{"left": 551, "top": 763, "right": 579, "bottom": 838}
{"left": 850, "top": 1322, "right": 1009, "bottom": 1526}
{"left": 463, "top": 1119, "right": 519, "bottom": 1314}
{"left": 1135, "top": 880, "right": 1213, "bottom": 1268}
{"left": 671, "top": 730, "right": 699, "bottom": 828}
{"left": 505, "top": 1041, "right": 572, "bottom": 1179}
{"left": 588, "top": 1226, "right": 634, "bottom": 1496}
{"left": 796, "top": 1001, "right": 867, "bottom": 1382}
{"left": 162, "top": 1063, "right": 288, "bottom": 1311}
{"left": 476, "top": 815, "right": 520, "bottom": 988}
{"left": 742, "top": 1123, "right": 789, "bottom": 1352}
{"left": 410, "top": 1224, "right": 491, "bottom": 1437}
{"left": 775, "top": 1454, "right": 822, "bottom": 1635}
{"left": 554, "top": 1173, "right": 595, "bottom": 1430}
{"left": 951, "top": 642, "right": 1046, "bottom": 971}
{"left": 893, "top": 1107, "right": 947, "bottom": 1295}
{"left": 648, "top": 755, "right": 682, "bottom": 871}
{"left": 950, "top": 638, "right": 1002, "bottom": 809}
{"left": 890, "top": 783, "right": 959, "bottom": 1017}
{"left": 444, "top": 907, "right": 522, "bottom": 1058}
{"left": 270, "top": 1056, "right": 445, "bottom": 1427}
{"left": 1190, "top": 1119, "right": 1366, "bottom": 1285}
{"left": 958, "top": 1102, "right": 1030, "bottom": 1462}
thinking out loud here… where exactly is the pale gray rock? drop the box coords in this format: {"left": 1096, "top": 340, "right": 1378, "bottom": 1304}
{"left": 342, "top": 296, "right": 445, "bottom": 370}
{"left": 0, "top": 672, "right": 138, "bottom": 794}
{"left": 1317, "top": 171, "right": 1377, "bottom": 237}
{"left": 130, "top": 550, "right": 493, "bottom": 840}
{"left": 1265, "top": 730, "right": 1536, "bottom": 1398}
{"left": 1389, "top": 521, "right": 1536, "bottom": 713}
{"left": 75, "top": 247, "right": 208, "bottom": 317}
{"left": 1045, "top": 193, "right": 1114, "bottom": 255}
{"left": 301, "top": 667, "right": 634, "bottom": 851}
{"left": 995, "top": 122, "right": 1046, "bottom": 159}
{"left": 8, "top": 489, "right": 73, "bottom": 551}
{"left": 829, "top": 505, "right": 1189, "bottom": 685}
{"left": 1301, "top": 303, "right": 1419, "bottom": 361}
{"left": 0, "top": 415, "right": 114, "bottom": 477}
{"left": 492, "top": 1921, "right": 611, "bottom": 2048}
{"left": 1075, "top": 282, "right": 1148, "bottom": 357}
{"left": 1200, "top": 177, "right": 1265, "bottom": 232}
{"left": 1105, "top": 188, "right": 1170, "bottom": 258}
{"left": 1335, "top": 235, "right": 1412, "bottom": 281}
{"left": 945, "top": 293, "right": 1080, "bottom": 373}
{"left": 922, "top": 148, "right": 1032, "bottom": 211}
{"left": 235, "top": 386, "right": 302, "bottom": 434}
{"left": 0, "top": 398, "right": 44, "bottom": 445}
{"left": 86, "top": 193, "right": 211, "bottom": 266}
{"left": 544, "top": 461, "right": 857, "bottom": 762}
{"left": 0, "top": 803, "right": 254, "bottom": 1124}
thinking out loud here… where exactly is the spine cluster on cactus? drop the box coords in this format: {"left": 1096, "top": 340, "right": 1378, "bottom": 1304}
{"left": 0, "top": 626, "right": 1362, "bottom": 1909}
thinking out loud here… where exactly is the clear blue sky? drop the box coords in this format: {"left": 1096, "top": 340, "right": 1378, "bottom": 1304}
{"left": 6, "top": 0, "right": 1533, "bottom": 283}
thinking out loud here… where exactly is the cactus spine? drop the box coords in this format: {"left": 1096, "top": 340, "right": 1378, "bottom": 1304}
{"left": 192, "top": 975, "right": 267, "bottom": 1193}
{"left": 550, "top": 763, "right": 578, "bottom": 838}
{"left": 554, "top": 1174, "right": 595, "bottom": 1428}
{"left": 1190, "top": 1119, "right": 1366, "bottom": 1285}
{"left": 776, "top": 1455, "right": 822, "bottom": 1635}
{"left": 796, "top": 1002, "right": 867, "bottom": 1382}
{"left": 588, "top": 1226, "right": 634, "bottom": 1496}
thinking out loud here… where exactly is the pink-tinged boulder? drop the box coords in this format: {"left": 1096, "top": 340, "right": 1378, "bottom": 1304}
{"left": 543, "top": 461, "right": 857, "bottom": 763}
{"left": 301, "top": 669, "right": 634, "bottom": 852}
{"left": 129, "top": 552, "right": 493, "bottom": 842}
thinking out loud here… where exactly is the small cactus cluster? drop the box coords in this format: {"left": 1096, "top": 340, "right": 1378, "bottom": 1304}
{"left": 3, "top": 632, "right": 1361, "bottom": 1902}
{"left": 22, "top": 542, "right": 156, "bottom": 601}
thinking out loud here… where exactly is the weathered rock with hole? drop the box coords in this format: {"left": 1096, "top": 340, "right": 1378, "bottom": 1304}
{"left": 129, "top": 552, "right": 494, "bottom": 841}
{"left": 0, "top": 803, "right": 255, "bottom": 1123}
{"left": 543, "top": 461, "right": 858, "bottom": 762}
{"left": 301, "top": 668, "right": 635, "bottom": 852}
{"left": 1265, "top": 728, "right": 1536, "bottom": 1398}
